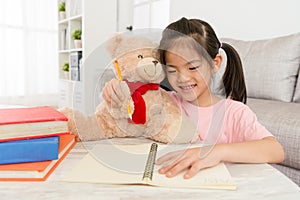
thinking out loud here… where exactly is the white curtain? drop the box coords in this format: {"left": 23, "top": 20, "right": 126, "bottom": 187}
{"left": 0, "top": 0, "right": 58, "bottom": 107}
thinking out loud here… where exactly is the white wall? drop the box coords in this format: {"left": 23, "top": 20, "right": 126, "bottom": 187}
{"left": 169, "top": 0, "right": 300, "bottom": 40}
{"left": 84, "top": 0, "right": 117, "bottom": 58}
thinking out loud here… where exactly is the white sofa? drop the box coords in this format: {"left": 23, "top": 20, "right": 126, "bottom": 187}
{"left": 222, "top": 33, "right": 300, "bottom": 186}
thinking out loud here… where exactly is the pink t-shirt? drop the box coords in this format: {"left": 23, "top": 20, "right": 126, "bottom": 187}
{"left": 170, "top": 92, "right": 273, "bottom": 144}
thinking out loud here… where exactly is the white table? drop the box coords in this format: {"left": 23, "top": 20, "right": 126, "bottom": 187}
{"left": 1, "top": 138, "right": 300, "bottom": 200}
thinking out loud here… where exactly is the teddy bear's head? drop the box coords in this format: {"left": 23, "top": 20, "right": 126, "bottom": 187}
{"left": 107, "top": 34, "right": 164, "bottom": 84}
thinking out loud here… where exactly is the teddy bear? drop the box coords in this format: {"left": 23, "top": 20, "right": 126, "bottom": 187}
{"left": 60, "top": 34, "right": 197, "bottom": 144}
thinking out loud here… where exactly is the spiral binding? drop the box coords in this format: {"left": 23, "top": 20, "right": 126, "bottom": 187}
{"left": 142, "top": 143, "right": 158, "bottom": 182}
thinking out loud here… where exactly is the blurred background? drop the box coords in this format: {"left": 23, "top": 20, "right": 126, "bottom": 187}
{"left": 0, "top": 0, "right": 299, "bottom": 112}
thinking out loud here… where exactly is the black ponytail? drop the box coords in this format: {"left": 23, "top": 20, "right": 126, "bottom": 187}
{"left": 221, "top": 42, "right": 247, "bottom": 104}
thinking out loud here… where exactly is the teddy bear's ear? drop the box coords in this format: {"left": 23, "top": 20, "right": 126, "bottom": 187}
{"left": 106, "top": 33, "right": 123, "bottom": 58}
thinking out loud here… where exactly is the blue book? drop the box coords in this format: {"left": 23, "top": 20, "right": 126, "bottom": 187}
{"left": 0, "top": 136, "right": 59, "bottom": 164}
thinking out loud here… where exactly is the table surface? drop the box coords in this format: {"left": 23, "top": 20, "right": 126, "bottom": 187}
{"left": 1, "top": 138, "right": 300, "bottom": 200}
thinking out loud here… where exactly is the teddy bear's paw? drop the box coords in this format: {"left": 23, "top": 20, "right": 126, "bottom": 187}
{"left": 58, "top": 107, "right": 72, "bottom": 116}
{"left": 109, "top": 105, "right": 132, "bottom": 119}
{"left": 57, "top": 107, "right": 80, "bottom": 136}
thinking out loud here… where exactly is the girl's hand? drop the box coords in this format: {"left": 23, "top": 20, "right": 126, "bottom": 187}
{"left": 101, "top": 78, "right": 125, "bottom": 108}
{"left": 155, "top": 145, "right": 223, "bottom": 179}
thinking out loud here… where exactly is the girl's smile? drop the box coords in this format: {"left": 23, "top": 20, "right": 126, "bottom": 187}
{"left": 178, "top": 83, "right": 197, "bottom": 93}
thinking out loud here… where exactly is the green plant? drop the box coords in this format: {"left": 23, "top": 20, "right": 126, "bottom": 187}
{"left": 72, "top": 29, "right": 82, "bottom": 40}
{"left": 59, "top": 2, "right": 65, "bottom": 12}
{"left": 62, "top": 62, "right": 69, "bottom": 72}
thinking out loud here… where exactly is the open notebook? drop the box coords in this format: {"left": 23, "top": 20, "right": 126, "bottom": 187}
{"left": 63, "top": 142, "right": 237, "bottom": 190}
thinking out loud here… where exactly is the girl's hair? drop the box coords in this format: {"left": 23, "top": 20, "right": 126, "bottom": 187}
{"left": 158, "top": 17, "right": 247, "bottom": 104}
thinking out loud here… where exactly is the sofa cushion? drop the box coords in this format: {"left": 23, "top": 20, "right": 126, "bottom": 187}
{"left": 247, "top": 98, "right": 300, "bottom": 170}
{"left": 293, "top": 67, "right": 300, "bottom": 103}
{"left": 222, "top": 33, "right": 300, "bottom": 102}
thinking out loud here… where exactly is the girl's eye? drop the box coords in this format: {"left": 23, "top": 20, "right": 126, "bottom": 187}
{"left": 138, "top": 55, "right": 143, "bottom": 59}
{"left": 189, "top": 66, "right": 200, "bottom": 71}
{"left": 166, "top": 66, "right": 176, "bottom": 74}
{"left": 167, "top": 69, "right": 176, "bottom": 74}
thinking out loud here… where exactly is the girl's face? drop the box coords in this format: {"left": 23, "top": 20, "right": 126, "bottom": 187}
{"left": 165, "top": 46, "right": 213, "bottom": 106}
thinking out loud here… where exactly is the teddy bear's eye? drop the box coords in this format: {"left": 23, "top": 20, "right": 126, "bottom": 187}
{"left": 138, "top": 55, "right": 143, "bottom": 59}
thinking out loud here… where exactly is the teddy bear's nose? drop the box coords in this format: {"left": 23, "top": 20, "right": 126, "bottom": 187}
{"left": 152, "top": 60, "right": 158, "bottom": 65}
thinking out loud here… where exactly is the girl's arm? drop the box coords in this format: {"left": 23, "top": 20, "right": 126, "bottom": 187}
{"left": 218, "top": 136, "right": 284, "bottom": 163}
{"left": 156, "top": 136, "right": 284, "bottom": 179}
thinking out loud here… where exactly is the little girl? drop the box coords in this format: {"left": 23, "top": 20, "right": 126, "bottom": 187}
{"left": 102, "top": 17, "right": 284, "bottom": 179}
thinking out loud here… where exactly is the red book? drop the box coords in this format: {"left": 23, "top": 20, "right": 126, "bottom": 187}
{"left": 0, "top": 134, "right": 76, "bottom": 181}
{"left": 0, "top": 106, "right": 69, "bottom": 142}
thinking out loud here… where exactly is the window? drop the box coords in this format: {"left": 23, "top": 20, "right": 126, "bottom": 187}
{"left": 0, "top": 0, "right": 58, "bottom": 106}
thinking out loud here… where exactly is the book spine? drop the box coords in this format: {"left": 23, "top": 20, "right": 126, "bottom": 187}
{"left": 0, "top": 136, "right": 59, "bottom": 164}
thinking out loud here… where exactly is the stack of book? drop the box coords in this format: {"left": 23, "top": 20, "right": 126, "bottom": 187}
{"left": 0, "top": 106, "right": 76, "bottom": 181}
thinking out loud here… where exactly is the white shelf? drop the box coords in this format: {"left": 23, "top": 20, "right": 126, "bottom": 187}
{"left": 58, "top": 15, "right": 82, "bottom": 24}
{"left": 70, "top": 48, "right": 82, "bottom": 52}
{"left": 58, "top": 19, "right": 68, "bottom": 24}
{"left": 58, "top": 48, "right": 82, "bottom": 53}
{"left": 68, "top": 15, "right": 82, "bottom": 21}
{"left": 58, "top": 50, "right": 69, "bottom": 53}
{"left": 57, "top": 0, "right": 118, "bottom": 114}
{"left": 58, "top": 0, "right": 82, "bottom": 82}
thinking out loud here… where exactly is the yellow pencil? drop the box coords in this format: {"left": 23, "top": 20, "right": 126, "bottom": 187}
{"left": 114, "top": 60, "right": 123, "bottom": 81}
{"left": 114, "top": 60, "right": 132, "bottom": 120}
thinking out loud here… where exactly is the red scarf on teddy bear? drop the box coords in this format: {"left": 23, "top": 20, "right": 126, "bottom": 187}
{"left": 125, "top": 81, "right": 160, "bottom": 124}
